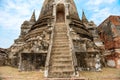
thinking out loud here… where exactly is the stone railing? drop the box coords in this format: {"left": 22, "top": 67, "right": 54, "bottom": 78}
{"left": 44, "top": 23, "right": 55, "bottom": 77}
{"left": 66, "top": 22, "right": 78, "bottom": 75}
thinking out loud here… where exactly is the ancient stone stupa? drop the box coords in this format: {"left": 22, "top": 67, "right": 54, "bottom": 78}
{"left": 9, "top": 0, "right": 103, "bottom": 78}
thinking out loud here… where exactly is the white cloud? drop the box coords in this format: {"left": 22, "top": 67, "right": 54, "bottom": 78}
{"left": 0, "top": 0, "right": 120, "bottom": 48}
{"left": 89, "top": 7, "right": 120, "bottom": 25}
{"left": 83, "top": 0, "right": 120, "bottom": 25}
{"left": 90, "top": 8, "right": 111, "bottom": 25}
{"left": 0, "top": 0, "right": 44, "bottom": 30}
{"left": 0, "top": 0, "right": 44, "bottom": 48}
{"left": 87, "top": 0, "right": 115, "bottom": 6}
{"left": 0, "top": 37, "right": 13, "bottom": 48}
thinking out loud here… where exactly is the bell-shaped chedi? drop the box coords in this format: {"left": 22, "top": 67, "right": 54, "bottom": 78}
{"left": 9, "top": 0, "right": 102, "bottom": 78}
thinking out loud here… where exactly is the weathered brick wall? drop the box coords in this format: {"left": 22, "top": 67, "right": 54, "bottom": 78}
{"left": 98, "top": 16, "right": 120, "bottom": 50}
{"left": 104, "top": 37, "right": 120, "bottom": 50}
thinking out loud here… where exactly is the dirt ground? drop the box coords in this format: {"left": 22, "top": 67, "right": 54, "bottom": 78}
{"left": 0, "top": 66, "right": 44, "bottom": 80}
{"left": 0, "top": 66, "right": 120, "bottom": 80}
{"left": 80, "top": 68, "right": 120, "bottom": 80}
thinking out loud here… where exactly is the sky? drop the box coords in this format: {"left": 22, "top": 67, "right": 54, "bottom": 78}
{"left": 0, "top": 0, "right": 120, "bottom": 48}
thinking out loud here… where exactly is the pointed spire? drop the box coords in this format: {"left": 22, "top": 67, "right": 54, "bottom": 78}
{"left": 82, "top": 10, "right": 88, "bottom": 23}
{"left": 30, "top": 10, "right": 36, "bottom": 22}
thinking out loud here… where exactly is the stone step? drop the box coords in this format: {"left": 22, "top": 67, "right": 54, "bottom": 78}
{"left": 50, "top": 66, "right": 73, "bottom": 70}
{"left": 52, "top": 53, "right": 70, "bottom": 57}
{"left": 53, "top": 43, "right": 69, "bottom": 45}
{"left": 55, "top": 26, "right": 66, "bottom": 28}
{"left": 50, "top": 69, "right": 74, "bottom": 74}
{"left": 53, "top": 41, "right": 69, "bottom": 43}
{"left": 54, "top": 35, "right": 68, "bottom": 38}
{"left": 54, "top": 32, "right": 67, "bottom": 34}
{"left": 54, "top": 38, "right": 68, "bottom": 40}
{"left": 52, "top": 51, "right": 70, "bottom": 54}
{"left": 52, "top": 49, "right": 70, "bottom": 52}
{"left": 52, "top": 55, "right": 71, "bottom": 60}
{"left": 52, "top": 46, "right": 69, "bottom": 49}
{"left": 52, "top": 46, "right": 69, "bottom": 48}
{"left": 53, "top": 43, "right": 68, "bottom": 46}
{"left": 50, "top": 67, "right": 73, "bottom": 73}
{"left": 55, "top": 25, "right": 66, "bottom": 27}
{"left": 55, "top": 24, "right": 66, "bottom": 26}
{"left": 52, "top": 58, "right": 72, "bottom": 61}
{"left": 55, "top": 23, "right": 65, "bottom": 24}
{"left": 54, "top": 31, "right": 67, "bottom": 32}
{"left": 54, "top": 39, "right": 68, "bottom": 41}
{"left": 48, "top": 72, "right": 73, "bottom": 78}
{"left": 51, "top": 64, "right": 72, "bottom": 69}
{"left": 55, "top": 27, "right": 66, "bottom": 29}
{"left": 51, "top": 62, "right": 72, "bottom": 66}
{"left": 51, "top": 50, "right": 70, "bottom": 53}
{"left": 53, "top": 43, "right": 68, "bottom": 45}
{"left": 51, "top": 61, "right": 72, "bottom": 66}
{"left": 52, "top": 53, "right": 71, "bottom": 57}
{"left": 52, "top": 50, "right": 69, "bottom": 52}
{"left": 55, "top": 25, "right": 66, "bottom": 26}
{"left": 53, "top": 39, "right": 68, "bottom": 42}
{"left": 52, "top": 48, "right": 69, "bottom": 53}
{"left": 55, "top": 28, "right": 67, "bottom": 30}
{"left": 53, "top": 41, "right": 68, "bottom": 43}
{"left": 54, "top": 35, "right": 67, "bottom": 37}
{"left": 54, "top": 37, "right": 67, "bottom": 39}
{"left": 55, "top": 28, "right": 66, "bottom": 29}
{"left": 55, "top": 27, "right": 66, "bottom": 28}
{"left": 53, "top": 44, "right": 69, "bottom": 47}
{"left": 54, "top": 35, "right": 68, "bottom": 39}
{"left": 51, "top": 67, "right": 73, "bottom": 72}
{"left": 53, "top": 39, "right": 68, "bottom": 41}
{"left": 54, "top": 38, "right": 68, "bottom": 41}
{"left": 55, "top": 31, "right": 66, "bottom": 33}
{"left": 54, "top": 30, "right": 67, "bottom": 32}
{"left": 53, "top": 42, "right": 68, "bottom": 44}
{"left": 54, "top": 34, "right": 67, "bottom": 36}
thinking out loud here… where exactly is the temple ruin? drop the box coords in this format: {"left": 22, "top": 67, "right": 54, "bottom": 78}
{"left": 8, "top": 0, "right": 104, "bottom": 78}
{"left": 98, "top": 15, "right": 120, "bottom": 69}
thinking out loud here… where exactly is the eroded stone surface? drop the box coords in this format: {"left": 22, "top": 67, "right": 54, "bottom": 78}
{"left": 8, "top": 0, "right": 104, "bottom": 78}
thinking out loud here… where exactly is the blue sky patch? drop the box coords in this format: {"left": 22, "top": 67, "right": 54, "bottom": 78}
{"left": 0, "top": 0, "right": 120, "bottom": 48}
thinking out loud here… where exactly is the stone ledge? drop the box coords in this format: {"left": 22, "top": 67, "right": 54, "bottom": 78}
{"left": 44, "top": 77, "right": 87, "bottom": 80}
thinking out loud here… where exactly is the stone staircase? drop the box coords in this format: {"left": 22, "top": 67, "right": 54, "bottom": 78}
{"left": 48, "top": 23, "right": 75, "bottom": 78}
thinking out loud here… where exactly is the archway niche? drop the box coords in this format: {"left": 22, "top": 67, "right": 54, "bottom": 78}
{"left": 56, "top": 4, "right": 65, "bottom": 23}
